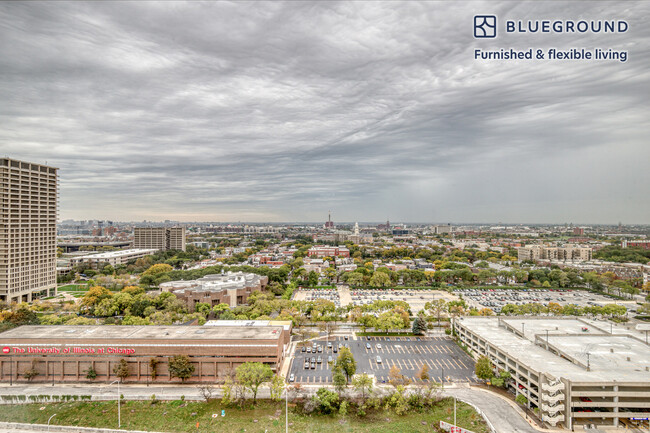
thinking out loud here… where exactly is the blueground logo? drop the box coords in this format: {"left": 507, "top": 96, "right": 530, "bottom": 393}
{"left": 474, "top": 15, "right": 497, "bottom": 38}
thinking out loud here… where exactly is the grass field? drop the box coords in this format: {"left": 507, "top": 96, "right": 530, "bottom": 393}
{"left": 0, "top": 398, "right": 488, "bottom": 433}
{"left": 57, "top": 284, "right": 88, "bottom": 292}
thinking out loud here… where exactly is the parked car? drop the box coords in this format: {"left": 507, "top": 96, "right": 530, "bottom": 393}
{"left": 310, "top": 362, "right": 316, "bottom": 369}
{"left": 376, "top": 343, "right": 382, "bottom": 349}
{"left": 289, "top": 374, "right": 295, "bottom": 382}
{"left": 306, "top": 347, "right": 311, "bottom": 353}
{"left": 304, "top": 360, "right": 309, "bottom": 369}
{"left": 317, "top": 356, "right": 322, "bottom": 364}
{"left": 301, "top": 346, "right": 306, "bottom": 352}
{"left": 327, "top": 342, "right": 332, "bottom": 349}
{"left": 376, "top": 356, "right": 382, "bottom": 364}
{"left": 366, "top": 343, "right": 371, "bottom": 349}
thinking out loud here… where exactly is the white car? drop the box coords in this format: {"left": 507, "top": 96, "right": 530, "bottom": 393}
{"left": 376, "top": 343, "right": 382, "bottom": 349}
{"left": 289, "top": 374, "right": 295, "bottom": 382}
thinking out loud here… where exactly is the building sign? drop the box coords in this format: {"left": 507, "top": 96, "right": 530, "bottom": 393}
{"left": 439, "top": 421, "right": 476, "bottom": 433}
{"left": 1, "top": 346, "right": 136, "bottom": 355}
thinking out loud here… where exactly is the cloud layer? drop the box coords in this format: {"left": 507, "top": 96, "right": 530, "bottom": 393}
{"left": 1, "top": 1, "right": 648, "bottom": 223}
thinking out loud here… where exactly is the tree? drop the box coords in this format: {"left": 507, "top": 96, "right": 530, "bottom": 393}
{"left": 313, "top": 387, "right": 339, "bottom": 414}
{"left": 412, "top": 315, "right": 427, "bottom": 335}
{"left": 388, "top": 365, "right": 410, "bottom": 387}
{"left": 475, "top": 355, "right": 492, "bottom": 381}
{"left": 516, "top": 394, "right": 528, "bottom": 406}
{"left": 352, "top": 373, "right": 373, "bottom": 401}
{"left": 85, "top": 365, "right": 97, "bottom": 380}
{"left": 168, "top": 355, "right": 195, "bottom": 382}
{"left": 369, "top": 271, "right": 391, "bottom": 287}
{"left": 332, "top": 366, "right": 347, "bottom": 396}
{"left": 416, "top": 364, "right": 430, "bottom": 382}
{"left": 236, "top": 362, "right": 273, "bottom": 404}
{"left": 112, "top": 359, "right": 129, "bottom": 381}
{"left": 425, "top": 299, "right": 447, "bottom": 326}
{"left": 23, "top": 360, "right": 38, "bottom": 381}
{"left": 268, "top": 374, "right": 285, "bottom": 402}
{"left": 307, "top": 270, "right": 319, "bottom": 287}
{"left": 80, "top": 286, "right": 112, "bottom": 313}
{"left": 336, "top": 347, "right": 356, "bottom": 382}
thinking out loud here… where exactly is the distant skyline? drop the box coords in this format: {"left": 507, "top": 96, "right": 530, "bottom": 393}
{"left": 1, "top": 2, "right": 649, "bottom": 224}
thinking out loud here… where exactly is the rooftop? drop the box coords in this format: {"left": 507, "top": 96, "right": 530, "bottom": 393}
{"left": 0, "top": 325, "right": 284, "bottom": 341}
{"left": 74, "top": 249, "right": 157, "bottom": 260}
{"left": 160, "top": 271, "right": 265, "bottom": 293}
{"left": 457, "top": 317, "right": 650, "bottom": 383}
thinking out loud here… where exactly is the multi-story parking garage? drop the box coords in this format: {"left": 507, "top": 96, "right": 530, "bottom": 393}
{"left": 454, "top": 316, "right": 650, "bottom": 430}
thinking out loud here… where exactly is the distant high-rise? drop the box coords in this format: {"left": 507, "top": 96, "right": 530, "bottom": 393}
{"left": 0, "top": 158, "right": 58, "bottom": 303}
{"left": 324, "top": 211, "right": 334, "bottom": 229}
{"left": 133, "top": 227, "right": 186, "bottom": 251}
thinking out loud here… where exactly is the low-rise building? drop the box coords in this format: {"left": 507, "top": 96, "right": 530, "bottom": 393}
{"left": 307, "top": 245, "right": 350, "bottom": 258}
{"left": 0, "top": 323, "right": 289, "bottom": 384}
{"left": 69, "top": 249, "right": 157, "bottom": 268}
{"left": 160, "top": 272, "right": 268, "bottom": 311}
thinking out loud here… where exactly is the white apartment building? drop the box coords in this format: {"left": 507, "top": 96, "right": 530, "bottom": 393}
{"left": 517, "top": 245, "right": 592, "bottom": 262}
{"left": 0, "top": 158, "right": 58, "bottom": 303}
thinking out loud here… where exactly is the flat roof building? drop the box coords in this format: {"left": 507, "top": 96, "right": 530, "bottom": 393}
{"left": 0, "top": 323, "right": 290, "bottom": 384}
{"left": 454, "top": 316, "right": 650, "bottom": 430}
{"left": 160, "top": 271, "right": 268, "bottom": 311}
{"left": 134, "top": 227, "right": 186, "bottom": 252}
{"left": 69, "top": 249, "right": 157, "bottom": 268}
{"left": 0, "top": 158, "right": 58, "bottom": 303}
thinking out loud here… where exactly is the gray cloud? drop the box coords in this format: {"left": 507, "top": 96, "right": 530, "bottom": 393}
{"left": 0, "top": 1, "right": 648, "bottom": 223}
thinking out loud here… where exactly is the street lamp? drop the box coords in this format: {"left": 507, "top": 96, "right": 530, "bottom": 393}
{"left": 108, "top": 379, "right": 121, "bottom": 428}
{"left": 47, "top": 413, "right": 57, "bottom": 432}
{"left": 285, "top": 385, "right": 289, "bottom": 433}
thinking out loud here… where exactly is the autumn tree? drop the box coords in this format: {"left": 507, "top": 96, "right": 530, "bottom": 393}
{"left": 112, "top": 359, "right": 129, "bottom": 381}
{"left": 168, "top": 355, "right": 195, "bottom": 382}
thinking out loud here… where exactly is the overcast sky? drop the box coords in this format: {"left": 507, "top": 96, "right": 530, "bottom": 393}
{"left": 1, "top": 1, "right": 648, "bottom": 224}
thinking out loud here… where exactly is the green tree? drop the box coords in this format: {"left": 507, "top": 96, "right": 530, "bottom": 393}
{"left": 332, "top": 366, "right": 347, "bottom": 395}
{"left": 336, "top": 347, "right": 357, "bottom": 382}
{"left": 313, "top": 387, "right": 340, "bottom": 414}
{"left": 352, "top": 373, "right": 373, "bottom": 401}
{"left": 235, "top": 362, "right": 273, "bottom": 404}
{"left": 86, "top": 366, "right": 97, "bottom": 380}
{"left": 168, "top": 355, "right": 195, "bottom": 382}
{"left": 412, "top": 315, "right": 427, "bottom": 335}
{"left": 268, "top": 374, "right": 285, "bottom": 402}
{"left": 475, "top": 355, "right": 492, "bottom": 381}
{"left": 516, "top": 394, "right": 528, "bottom": 406}
{"left": 307, "top": 270, "right": 319, "bottom": 287}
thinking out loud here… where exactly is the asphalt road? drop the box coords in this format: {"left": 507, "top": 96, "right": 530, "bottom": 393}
{"left": 289, "top": 335, "right": 475, "bottom": 385}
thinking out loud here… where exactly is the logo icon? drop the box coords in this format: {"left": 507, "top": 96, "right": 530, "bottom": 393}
{"left": 2, "top": 347, "right": 9, "bottom": 354}
{"left": 474, "top": 15, "right": 497, "bottom": 38}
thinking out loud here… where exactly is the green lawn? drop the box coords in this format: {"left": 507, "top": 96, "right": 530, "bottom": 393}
{"left": 0, "top": 398, "right": 488, "bottom": 433}
{"left": 58, "top": 284, "right": 88, "bottom": 292}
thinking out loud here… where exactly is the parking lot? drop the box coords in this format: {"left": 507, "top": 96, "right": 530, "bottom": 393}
{"left": 293, "top": 287, "right": 458, "bottom": 314}
{"left": 288, "top": 335, "right": 475, "bottom": 384}
{"left": 456, "top": 288, "right": 622, "bottom": 313}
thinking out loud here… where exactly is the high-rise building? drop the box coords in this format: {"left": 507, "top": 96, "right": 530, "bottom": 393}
{"left": 0, "top": 158, "right": 58, "bottom": 303}
{"left": 133, "top": 227, "right": 186, "bottom": 251}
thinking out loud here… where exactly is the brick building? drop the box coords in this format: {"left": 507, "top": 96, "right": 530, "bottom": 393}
{"left": 0, "top": 323, "right": 289, "bottom": 384}
{"left": 159, "top": 272, "right": 268, "bottom": 311}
